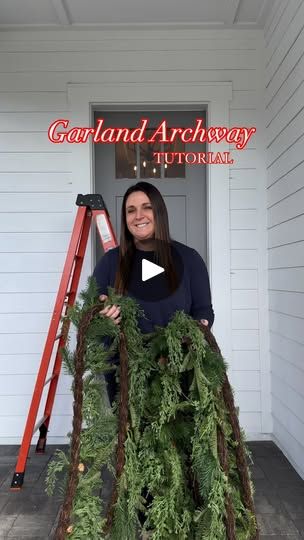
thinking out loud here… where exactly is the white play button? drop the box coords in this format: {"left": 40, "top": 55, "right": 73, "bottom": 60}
{"left": 142, "top": 258, "right": 165, "bottom": 282}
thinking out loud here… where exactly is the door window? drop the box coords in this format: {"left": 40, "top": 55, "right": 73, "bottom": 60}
{"left": 115, "top": 128, "right": 185, "bottom": 180}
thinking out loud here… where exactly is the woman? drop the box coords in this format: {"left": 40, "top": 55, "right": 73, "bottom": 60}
{"left": 93, "top": 181, "right": 214, "bottom": 404}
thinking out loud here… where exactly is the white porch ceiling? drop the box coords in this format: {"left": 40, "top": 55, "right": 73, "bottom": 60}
{"left": 0, "top": 0, "right": 277, "bottom": 29}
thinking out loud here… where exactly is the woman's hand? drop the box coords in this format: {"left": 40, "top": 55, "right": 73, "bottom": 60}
{"left": 99, "top": 294, "right": 121, "bottom": 325}
{"left": 200, "top": 319, "right": 209, "bottom": 326}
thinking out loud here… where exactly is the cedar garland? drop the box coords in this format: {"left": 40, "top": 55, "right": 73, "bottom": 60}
{"left": 105, "top": 330, "right": 129, "bottom": 532}
{"left": 217, "top": 425, "right": 236, "bottom": 540}
{"left": 222, "top": 371, "right": 259, "bottom": 540}
{"left": 54, "top": 304, "right": 102, "bottom": 540}
{"left": 198, "top": 322, "right": 259, "bottom": 540}
{"left": 47, "top": 284, "right": 259, "bottom": 540}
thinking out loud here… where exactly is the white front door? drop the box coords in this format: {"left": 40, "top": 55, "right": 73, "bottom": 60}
{"left": 94, "top": 110, "right": 207, "bottom": 264}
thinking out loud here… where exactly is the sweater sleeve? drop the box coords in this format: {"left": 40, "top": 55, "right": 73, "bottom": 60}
{"left": 92, "top": 250, "right": 119, "bottom": 365}
{"left": 93, "top": 250, "right": 112, "bottom": 296}
{"left": 189, "top": 249, "right": 215, "bottom": 327}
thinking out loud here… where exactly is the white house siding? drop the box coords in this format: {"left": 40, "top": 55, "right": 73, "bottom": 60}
{"left": 0, "top": 28, "right": 269, "bottom": 443}
{"left": 264, "top": 0, "right": 304, "bottom": 478}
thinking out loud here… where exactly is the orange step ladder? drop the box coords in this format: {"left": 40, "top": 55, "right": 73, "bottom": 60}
{"left": 11, "top": 194, "right": 118, "bottom": 489}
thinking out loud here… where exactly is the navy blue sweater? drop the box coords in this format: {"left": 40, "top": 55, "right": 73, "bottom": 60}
{"left": 93, "top": 241, "right": 214, "bottom": 333}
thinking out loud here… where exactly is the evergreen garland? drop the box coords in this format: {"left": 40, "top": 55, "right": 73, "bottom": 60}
{"left": 46, "top": 278, "right": 259, "bottom": 540}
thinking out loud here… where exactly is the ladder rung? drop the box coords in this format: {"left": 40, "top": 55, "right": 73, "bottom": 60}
{"left": 34, "top": 414, "right": 48, "bottom": 434}
{"left": 65, "top": 292, "right": 76, "bottom": 301}
{"left": 55, "top": 333, "right": 63, "bottom": 341}
{"left": 44, "top": 374, "right": 57, "bottom": 387}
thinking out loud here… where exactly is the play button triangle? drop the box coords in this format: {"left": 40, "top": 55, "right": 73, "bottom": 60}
{"left": 142, "top": 258, "right": 165, "bottom": 282}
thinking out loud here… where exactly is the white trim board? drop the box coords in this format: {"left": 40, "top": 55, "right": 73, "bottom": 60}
{"left": 68, "top": 81, "right": 233, "bottom": 362}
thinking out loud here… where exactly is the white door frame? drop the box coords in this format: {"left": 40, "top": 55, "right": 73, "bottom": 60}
{"left": 68, "top": 81, "right": 233, "bottom": 361}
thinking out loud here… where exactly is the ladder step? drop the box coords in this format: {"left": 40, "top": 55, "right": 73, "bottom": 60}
{"left": 55, "top": 333, "right": 63, "bottom": 341}
{"left": 65, "top": 291, "right": 76, "bottom": 300}
{"left": 44, "top": 374, "right": 58, "bottom": 387}
{"left": 34, "top": 414, "right": 48, "bottom": 434}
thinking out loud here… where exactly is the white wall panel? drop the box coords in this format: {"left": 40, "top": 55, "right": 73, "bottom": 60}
{"left": 0, "top": 111, "right": 69, "bottom": 131}
{"left": 266, "top": 85, "right": 304, "bottom": 152}
{"left": 232, "top": 370, "right": 260, "bottom": 391}
{"left": 0, "top": 232, "right": 70, "bottom": 252}
{"left": 266, "top": 16, "right": 304, "bottom": 102}
{"left": 272, "top": 373, "right": 304, "bottom": 417}
{"left": 231, "top": 269, "right": 258, "bottom": 289}
{"left": 0, "top": 193, "right": 85, "bottom": 213}
{"left": 0, "top": 92, "right": 67, "bottom": 112}
{"left": 270, "top": 331, "right": 304, "bottom": 377}
{"left": 0, "top": 133, "right": 69, "bottom": 153}
{"left": 239, "top": 412, "right": 261, "bottom": 433}
{"left": 0, "top": 273, "right": 61, "bottom": 293}
{"left": 267, "top": 136, "right": 304, "bottom": 187}
{"left": 0, "top": 212, "right": 73, "bottom": 233}
{"left": 230, "top": 250, "right": 258, "bottom": 269}
{"left": 0, "top": 292, "right": 56, "bottom": 313}
{"left": 269, "top": 311, "right": 304, "bottom": 345}
{"left": 269, "top": 290, "right": 304, "bottom": 319}
{"left": 267, "top": 161, "right": 304, "bottom": 205}
{"left": 272, "top": 418, "right": 304, "bottom": 478}
{"left": 0, "top": 253, "right": 66, "bottom": 272}
{"left": 268, "top": 214, "right": 304, "bottom": 248}
{"left": 0, "top": 69, "right": 260, "bottom": 93}
{"left": 234, "top": 391, "right": 261, "bottom": 412}
{"left": 0, "top": 394, "right": 73, "bottom": 417}
{"left": 268, "top": 241, "right": 304, "bottom": 269}
{"left": 230, "top": 190, "right": 258, "bottom": 210}
{"left": 230, "top": 230, "right": 258, "bottom": 249}
{"left": 0, "top": 50, "right": 258, "bottom": 72}
{"left": 268, "top": 267, "right": 304, "bottom": 293}
{"left": 0, "top": 373, "right": 72, "bottom": 395}
{"left": 231, "top": 290, "right": 259, "bottom": 309}
{"left": 0, "top": 153, "right": 70, "bottom": 173}
{"left": 272, "top": 396, "right": 304, "bottom": 447}
{"left": 0, "top": 38, "right": 259, "bottom": 53}
{"left": 230, "top": 209, "right": 257, "bottom": 229}
{"left": 229, "top": 169, "right": 257, "bottom": 189}
{"left": 0, "top": 313, "right": 52, "bottom": 333}
{"left": 265, "top": 0, "right": 304, "bottom": 477}
{"left": 0, "top": 172, "right": 72, "bottom": 192}
{"left": 265, "top": 55, "right": 304, "bottom": 126}
{"left": 268, "top": 188, "right": 304, "bottom": 228}
{"left": 230, "top": 149, "right": 257, "bottom": 170}
{"left": 265, "top": 0, "right": 304, "bottom": 78}
{"left": 232, "top": 330, "right": 259, "bottom": 350}
{"left": 232, "top": 309, "right": 259, "bottom": 330}
{"left": 232, "top": 350, "right": 260, "bottom": 371}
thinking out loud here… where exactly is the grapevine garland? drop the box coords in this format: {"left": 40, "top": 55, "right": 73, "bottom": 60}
{"left": 46, "top": 278, "right": 259, "bottom": 539}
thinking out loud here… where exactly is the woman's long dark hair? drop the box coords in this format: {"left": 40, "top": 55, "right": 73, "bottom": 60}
{"left": 114, "top": 182, "right": 179, "bottom": 294}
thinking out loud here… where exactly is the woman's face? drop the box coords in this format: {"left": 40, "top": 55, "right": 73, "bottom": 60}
{"left": 125, "top": 191, "right": 155, "bottom": 243}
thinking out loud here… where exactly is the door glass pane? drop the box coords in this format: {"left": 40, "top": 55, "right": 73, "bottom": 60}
{"left": 115, "top": 126, "right": 186, "bottom": 179}
{"left": 164, "top": 139, "right": 185, "bottom": 178}
{"left": 115, "top": 141, "right": 137, "bottom": 179}
{"left": 139, "top": 129, "right": 161, "bottom": 179}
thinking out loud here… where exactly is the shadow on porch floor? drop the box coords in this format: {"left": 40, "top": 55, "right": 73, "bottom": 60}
{"left": 0, "top": 442, "right": 303, "bottom": 539}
